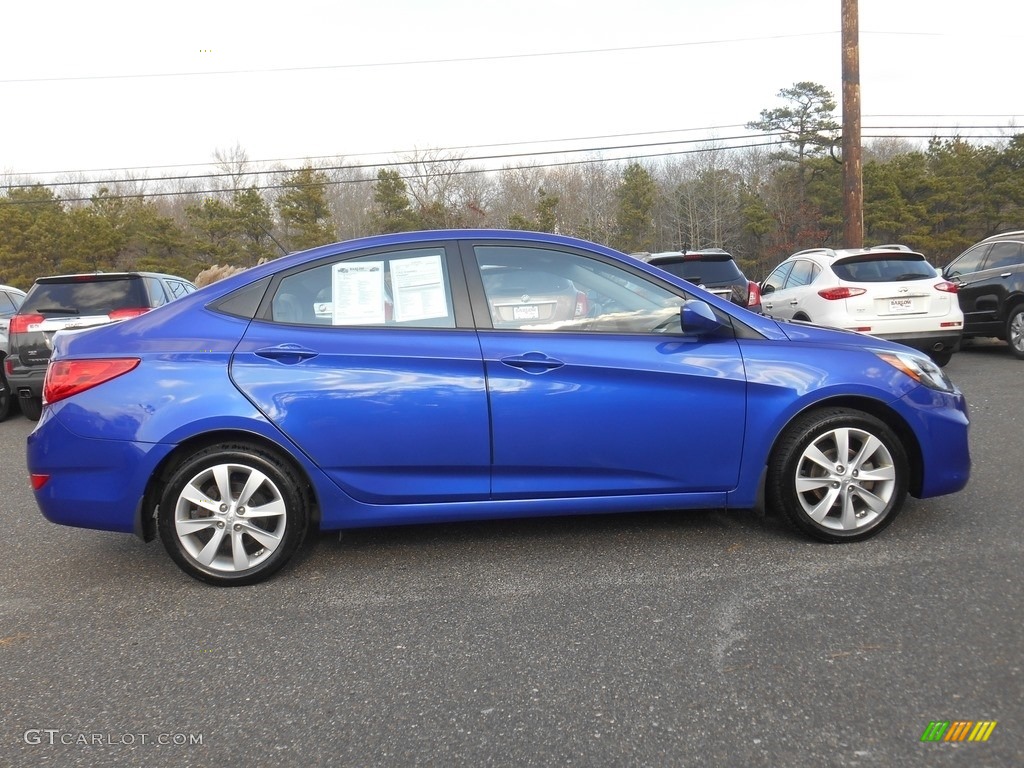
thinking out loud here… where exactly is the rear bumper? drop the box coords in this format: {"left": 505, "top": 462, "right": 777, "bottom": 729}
{"left": 6, "top": 364, "right": 45, "bottom": 399}
{"left": 872, "top": 329, "right": 962, "bottom": 355}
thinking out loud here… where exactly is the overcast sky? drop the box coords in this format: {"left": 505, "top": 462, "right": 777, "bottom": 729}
{"left": 2, "top": 0, "right": 1022, "bottom": 182}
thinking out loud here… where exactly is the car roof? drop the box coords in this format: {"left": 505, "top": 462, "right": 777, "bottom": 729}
{"left": 788, "top": 245, "right": 925, "bottom": 263}
{"left": 33, "top": 271, "right": 194, "bottom": 283}
{"left": 647, "top": 249, "right": 733, "bottom": 263}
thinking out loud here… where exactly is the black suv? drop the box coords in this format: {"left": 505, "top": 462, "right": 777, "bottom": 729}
{"left": 942, "top": 231, "right": 1024, "bottom": 359}
{"left": 6, "top": 271, "right": 196, "bottom": 419}
{"left": 644, "top": 249, "right": 762, "bottom": 312}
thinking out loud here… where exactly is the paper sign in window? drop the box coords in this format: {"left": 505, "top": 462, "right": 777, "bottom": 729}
{"left": 390, "top": 254, "right": 448, "bottom": 322}
{"left": 331, "top": 261, "right": 385, "bottom": 325}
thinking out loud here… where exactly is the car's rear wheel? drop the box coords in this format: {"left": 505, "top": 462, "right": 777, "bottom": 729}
{"left": 1007, "top": 305, "right": 1024, "bottom": 359}
{"left": 19, "top": 396, "right": 42, "bottom": 421}
{"left": 768, "top": 408, "right": 908, "bottom": 542}
{"left": 157, "top": 443, "right": 309, "bottom": 586}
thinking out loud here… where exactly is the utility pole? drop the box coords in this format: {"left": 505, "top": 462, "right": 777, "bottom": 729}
{"left": 842, "top": 0, "right": 864, "bottom": 247}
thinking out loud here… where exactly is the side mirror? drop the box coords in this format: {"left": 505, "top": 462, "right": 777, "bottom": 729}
{"left": 680, "top": 300, "right": 725, "bottom": 336}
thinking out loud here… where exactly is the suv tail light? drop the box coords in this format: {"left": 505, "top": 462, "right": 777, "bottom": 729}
{"left": 818, "top": 287, "right": 867, "bottom": 301}
{"left": 933, "top": 281, "right": 958, "bottom": 293}
{"left": 746, "top": 281, "right": 762, "bottom": 307}
{"left": 43, "top": 358, "right": 140, "bottom": 405}
{"left": 9, "top": 314, "right": 44, "bottom": 334}
{"left": 574, "top": 290, "right": 589, "bottom": 317}
{"left": 108, "top": 307, "right": 150, "bottom": 321}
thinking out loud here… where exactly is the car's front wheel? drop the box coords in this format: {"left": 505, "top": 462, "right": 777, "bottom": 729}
{"left": 157, "top": 443, "right": 310, "bottom": 586}
{"left": 768, "top": 408, "right": 908, "bottom": 542}
{"left": 1007, "top": 305, "right": 1024, "bottom": 360}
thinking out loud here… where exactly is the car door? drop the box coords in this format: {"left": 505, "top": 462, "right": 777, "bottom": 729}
{"left": 230, "top": 243, "right": 491, "bottom": 504}
{"left": 948, "top": 241, "right": 1022, "bottom": 334}
{"left": 761, "top": 261, "right": 794, "bottom": 319}
{"left": 463, "top": 241, "right": 747, "bottom": 498}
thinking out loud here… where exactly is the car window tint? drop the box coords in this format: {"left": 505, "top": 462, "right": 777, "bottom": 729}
{"left": 25, "top": 278, "right": 148, "bottom": 314}
{"left": 0, "top": 291, "right": 16, "bottom": 315}
{"left": 946, "top": 244, "right": 989, "bottom": 277}
{"left": 145, "top": 277, "right": 169, "bottom": 307}
{"left": 786, "top": 260, "right": 818, "bottom": 288}
{"left": 273, "top": 247, "right": 456, "bottom": 328}
{"left": 474, "top": 245, "right": 689, "bottom": 334}
{"left": 652, "top": 259, "right": 742, "bottom": 283}
{"left": 832, "top": 256, "right": 935, "bottom": 282}
{"left": 763, "top": 262, "right": 793, "bottom": 293}
{"left": 983, "top": 241, "right": 1022, "bottom": 270}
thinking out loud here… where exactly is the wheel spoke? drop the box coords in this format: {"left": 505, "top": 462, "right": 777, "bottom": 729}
{"left": 839, "top": 492, "right": 859, "bottom": 529}
{"left": 196, "top": 526, "right": 227, "bottom": 566}
{"left": 243, "top": 497, "right": 287, "bottom": 519}
{"left": 180, "top": 480, "right": 222, "bottom": 515}
{"left": 807, "top": 487, "right": 841, "bottom": 522}
{"left": 236, "top": 469, "right": 269, "bottom": 509}
{"left": 854, "top": 486, "right": 889, "bottom": 514}
{"left": 241, "top": 522, "right": 282, "bottom": 550}
{"left": 212, "top": 465, "right": 234, "bottom": 504}
{"left": 857, "top": 464, "right": 896, "bottom": 483}
{"left": 175, "top": 517, "right": 217, "bottom": 535}
{"left": 832, "top": 428, "right": 851, "bottom": 464}
{"left": 231, "top": 530, "right": 250, "bottom": 571}
{"left": 802, "top": 444, "right": 835, "bottom": 472}
{"left": 850, "top": 434, "right": 882, "bottom": 472}
{"left": 796, "top": 475, "right": 832, "bottom": 493}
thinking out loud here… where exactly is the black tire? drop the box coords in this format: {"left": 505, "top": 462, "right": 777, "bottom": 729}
{"left": 767, "top": 407, "right": 909, "bottom": 542}
{"left": 0, "top": 370, "right": 11, "bottom": 423}
{"left": 157, "top": 443, "right": 310, "bottom": 586}
{"left": 20, "top": 396, "right": 42, "bottom": 421}
{"left": 1007, "top": 305, "right": 1024, "bottom": 360}
{"left": 929, "top": 349, "right": 953, "bottom": 367}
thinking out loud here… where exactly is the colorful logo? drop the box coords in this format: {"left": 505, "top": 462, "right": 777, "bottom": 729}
{"left": 920, "top": 721, "right": 997, "bottom": 742}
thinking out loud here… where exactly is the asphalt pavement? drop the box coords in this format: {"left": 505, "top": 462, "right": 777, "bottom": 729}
{"left": 1, "top": 341, "right": 1020, "bottom": 767}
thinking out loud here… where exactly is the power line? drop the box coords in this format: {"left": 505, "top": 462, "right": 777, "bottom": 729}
{"left": 0, "top": 33, "right": 839, "bottom": 85}
{"left": 3, "top": 130, "right": 1018, "bottom": 207}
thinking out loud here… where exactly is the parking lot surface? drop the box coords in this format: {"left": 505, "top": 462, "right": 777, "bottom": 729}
{"left": 1, "top": 341, "right": 1021, "bottom": 767}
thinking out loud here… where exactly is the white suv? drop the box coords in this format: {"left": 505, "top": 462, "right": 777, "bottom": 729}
{"left": 761, "top": 245, "right": 963, "bottom": 365}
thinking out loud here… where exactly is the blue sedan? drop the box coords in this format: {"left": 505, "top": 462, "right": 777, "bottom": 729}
{"left": 27, "top": 230, "right": 971, "bottom": 585}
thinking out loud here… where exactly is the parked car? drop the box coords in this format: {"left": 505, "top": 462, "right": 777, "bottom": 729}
{"left": 0, "top": 284, "right": 27, "bottom": 421}
{"left": 942, "top": 230, "right": 1024, "bottom": 359}
{"left": 760, "top": 245, "right": 963, "bottom": 366}
{"left": 6, "top": 271, "right": 196, "bottom": 420}
{"left": 645, "top": 249, "right": 762, "bottom": 312}
{"left": 27, "top": 230, "right": 970, "bottom": 586}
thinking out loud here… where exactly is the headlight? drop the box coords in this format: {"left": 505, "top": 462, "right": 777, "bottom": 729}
{"left": 875, "top": 351, "right": 956, "bottom": 393}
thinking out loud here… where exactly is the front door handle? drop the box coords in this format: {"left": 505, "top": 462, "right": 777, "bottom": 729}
{"left": 500, "top": 352, "right": 565, "bottom": 374}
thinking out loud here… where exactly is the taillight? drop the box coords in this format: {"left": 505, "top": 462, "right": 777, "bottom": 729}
{"left": 574, "top": 290, "right": 589, "bottom": 317}
{"left": 933, "top": 281, "right": 958, "bottom": 293}
{"left": 9, "top": 313, "right": 44, "bottom": 334}
{"left": 43, "top": 358, "right": 140, "bottom": 405}
{"left": 818, "top": 287, "right": 867, "bottom": 301}
{"left": 746, "top": 281, "right": 762, "bottom": 307}
{"left": 108, "top": 307, "right": 150, "bottom": 321}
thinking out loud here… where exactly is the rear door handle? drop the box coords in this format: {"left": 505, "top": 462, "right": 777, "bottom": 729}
{"left": 254, "top": 344, "right": 318, "bottom": 364}
{"left": 500, "top": 352, "right": 565, "bottom": 373}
